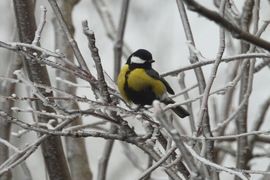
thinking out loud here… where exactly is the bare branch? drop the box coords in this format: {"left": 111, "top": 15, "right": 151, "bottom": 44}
{"left": 92, "top": 0, "right": 132, "bottom": 58}
{"left": 138, "top": 146, "right": 177, "bottom": 180}
{"left": 47, "top": 0, "right": 90, "bottom": 72}
{"left": 82, "top": 21, "right": 111, "bottom": 103}
{"left": 153, "top": 101, "right": 199, "bottom": 177}
{"left": 185, "top": 144, "right": 249, "bottom": 180}
{"left": 32, "top": 5, "right": 47, "bottom": 45}
{"left": 196, "top": 0, "right": 227, "bottom": 135}
{"left": 182, "top": 0, "right": 270, "bottom": 52}
{"left": 176, "top": 0, "right": 206, "bottom": 95}
{"left": 161, "top": 53, "right": 270, "bottom": 77}
{"left": 97, "top": 125, "right": 117, "bottom": 180}
{"left": 177, "top": 73, "right": 196, "bottom": 133}
{"left": 113, "top": 0, "right": 130, "bottom": 81}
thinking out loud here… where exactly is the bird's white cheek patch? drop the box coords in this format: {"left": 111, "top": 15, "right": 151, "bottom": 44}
{"left": 131, "top": 56, "right": 145, "bottom": 64}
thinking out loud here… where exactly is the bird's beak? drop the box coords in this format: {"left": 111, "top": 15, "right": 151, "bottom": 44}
{"left": 149, "top": 59, "right": 155, "bottom": 63}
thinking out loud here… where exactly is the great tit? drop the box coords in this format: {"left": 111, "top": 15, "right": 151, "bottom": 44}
{"left": 117, "top": 49, "right": 189, "bottom": 118}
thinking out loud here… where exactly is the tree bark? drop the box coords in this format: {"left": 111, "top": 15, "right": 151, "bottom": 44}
{"left": 13, "top": 1, "right": 71, "bottom": 179}
{"left": 53, "top": 0, "right": 93, "bottom": 179}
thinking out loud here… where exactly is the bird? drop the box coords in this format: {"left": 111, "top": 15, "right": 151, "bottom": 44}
{"left": 117, "top": 49, "right": 189, "bottom": 118}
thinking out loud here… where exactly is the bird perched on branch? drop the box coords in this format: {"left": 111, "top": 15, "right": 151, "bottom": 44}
{"left": 117, "top": 49, "right": 189, "bottom": 118}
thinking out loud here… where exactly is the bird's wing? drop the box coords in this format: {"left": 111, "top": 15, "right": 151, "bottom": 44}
{"left": 145, "top": 69, "right": 175, "bottom": 95}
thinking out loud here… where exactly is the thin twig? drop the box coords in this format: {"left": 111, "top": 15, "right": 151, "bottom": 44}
{"left": 121, "top": 142, "right": 145, "bottom": 171}
{"left": 153, "top": 101, "right": 199, "bottom": 177}
{"left": 170, "top": 83, "right": 198, "bottom": 99}
{"left": 177, "top": 73, "right": 196, "bottom": 133}
{"left": 211, "top": 60, "right": 252, "bottom": 132}
{"left": 113, "top": 0, "right": 130, "bottom": 81}
{"left": 161, "top": 52, "right": 270, "bottom": 77}
{"left": 0, "top": 34, "right": 23, "bottom": 180}
{"left": 185, "top": 144, "right": 249, "bottom": 180}
{"left": 176, "top": 0, "right": 206, "bottom": 97}
{"left": 254, "top": 58, "right": 270, "bottom": 72}
{"left": 92, "top": 0, "right": 132, "bottom": 58}
{"left": 248, "top": 95, "right": 270, "bottom": 150}
{"left": 0, "top": 138, "right": 20, "bottom": 153}
{"left": 0, "top": 42, "right": 95, "bottom": 83}
{"left": 196, "top": 0, "right": 226, "bottom": 136}
{"left": 164, "top": 59, "right": 245, "bottom": 112}
{"left": 0, "top": 110, "right": 123, "bottom": 140}
{"left": 20, "top": 162, "right": 33, "bottom": 180}
{"left": 32, "top": 6, "right": 47, "bottom": 45}
{"left": 182, "top": 0, "right": 270, "bottom": 52}
{"left": 47, "top": 0, "right": 90, "bottom": 72}
{"left": 82, "top": 20, "right": 110, "bottom": 102}
{"left": 138, "top": 146, "right": 177, "bottom": 180}
{"left": 97, "top": 125, "right": 117, "bottom": 180}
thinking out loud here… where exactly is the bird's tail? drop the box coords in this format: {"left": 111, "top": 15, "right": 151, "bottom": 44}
{"left": 171, "top": 105, "right": 190, "bottom": 118}
{"left": 163, "top": 98, "right": 190, "bottom": 118}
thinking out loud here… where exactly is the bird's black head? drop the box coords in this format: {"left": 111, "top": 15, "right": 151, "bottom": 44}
{"left": 126, "top": 49, "right": 155, "bottom": 69}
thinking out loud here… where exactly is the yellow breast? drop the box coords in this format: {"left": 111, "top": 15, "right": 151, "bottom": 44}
{"left": 117, "top": 65, "right": 166, "bottom": 104}
{"left": 117, "top": 65, "right": 131, "bottom": 103}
